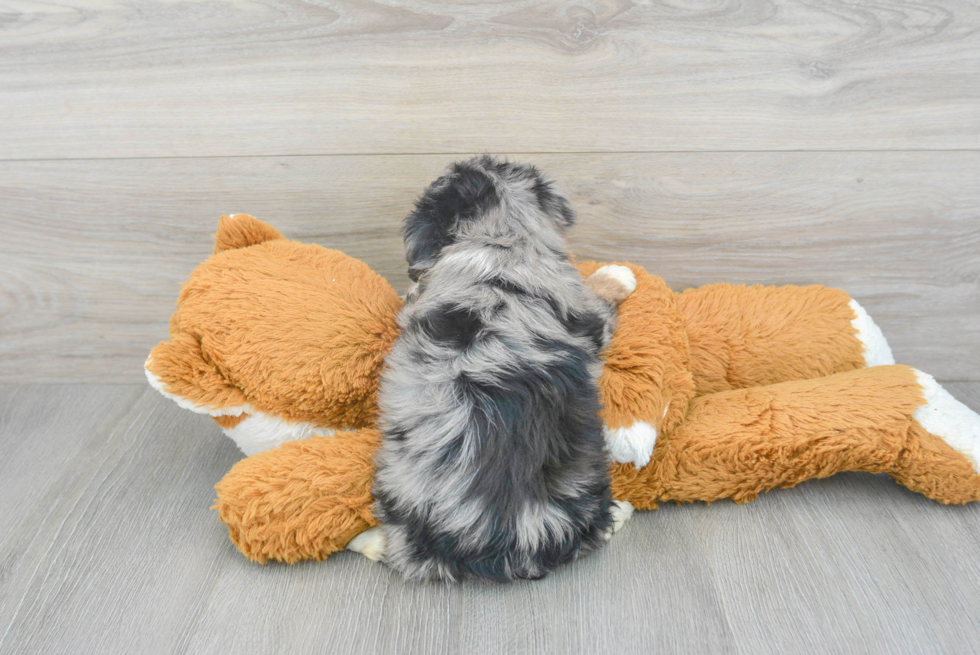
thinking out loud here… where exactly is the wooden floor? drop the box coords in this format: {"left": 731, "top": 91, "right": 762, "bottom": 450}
{"left": 2, "top": 384, "right": 980, "bottom": 654}
{"left": 2, "top": 0, "right": 979, "bottom": 653}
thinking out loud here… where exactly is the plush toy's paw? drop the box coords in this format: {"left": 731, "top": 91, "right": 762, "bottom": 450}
{"left": 604, "top": 421, "right": 658, "bottom": 468}
{"left": 913, "top": 370, "right": 980, "bottom": 472}
{"left": 602, "top": 500, "right": 634, "bottom": 542}
{"left": 587, "top": 265, "right": 637, "bottom": 305}
{"left": 346, "top": 526, "right": 387, "bottom": 562}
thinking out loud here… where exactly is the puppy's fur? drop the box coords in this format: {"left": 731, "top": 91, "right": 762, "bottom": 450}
{"left": 370, "top": 156, "right": 632, "bottom": 581}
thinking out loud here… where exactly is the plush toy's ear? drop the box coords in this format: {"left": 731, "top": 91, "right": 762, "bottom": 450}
{"left": 145, "top": 333, "right": 249, "bottom": 416}
{"left": 213, "top": 214, "right": 283, "bottom": 254}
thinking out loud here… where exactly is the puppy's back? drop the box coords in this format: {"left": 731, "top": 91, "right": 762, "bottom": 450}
{"left": 374, "top": 157, "right": 616, "bottom": 581}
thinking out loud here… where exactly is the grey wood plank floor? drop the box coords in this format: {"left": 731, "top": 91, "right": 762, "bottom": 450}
{"left": 2, "top": 383, "right": 980, "bottom": 654}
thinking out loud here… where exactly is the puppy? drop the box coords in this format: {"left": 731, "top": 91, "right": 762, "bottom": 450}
{"left": 349, "top": 156, "right": 635, "bottom": 581}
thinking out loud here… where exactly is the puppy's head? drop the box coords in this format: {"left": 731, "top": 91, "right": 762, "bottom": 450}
{"left": 403, "top": 156, "right": 576, "bottom": 281}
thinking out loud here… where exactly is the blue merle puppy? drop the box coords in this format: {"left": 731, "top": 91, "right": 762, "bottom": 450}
{"left": 346, "top": 156, "right": 635, "bottom": 581}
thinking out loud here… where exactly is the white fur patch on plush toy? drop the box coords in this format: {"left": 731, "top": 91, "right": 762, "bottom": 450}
{"left": 913, "top": 370, "right": 980, "bottom": 473}
{"left": 223, "top": 412, "right": 333, "bottom": 456}
{"left": 147, "top": 356, "right": 331, "bottom": 455}
{"left": 604, "top": 420, "right": 658, "bottom": 468}
{"left": 594, "top": 264, "right": 637, "bottom": 295}
{"left": 849, "top": 299, "right": 895, "bottom": 367}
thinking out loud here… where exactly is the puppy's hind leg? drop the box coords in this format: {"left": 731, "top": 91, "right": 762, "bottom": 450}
{"left": 346, "top": 526, "right": 387, "bottom": 562}
{"left": 585, "top": 265, "right": 637, "bottom": 306}
{"left": 602, "top": 500, "right": 635, "bottom": 542}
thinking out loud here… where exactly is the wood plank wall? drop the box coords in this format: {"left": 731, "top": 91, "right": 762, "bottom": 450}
{"left": 1, "top": 1, "right": 978, "bottom": 383}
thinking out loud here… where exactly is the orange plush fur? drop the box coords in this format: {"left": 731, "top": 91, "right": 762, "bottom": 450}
{"left": 147, "top": 216, "right": 980, "bottom": 564}
{"left": 147, "top": 215, "right": 401, "bottom": 433}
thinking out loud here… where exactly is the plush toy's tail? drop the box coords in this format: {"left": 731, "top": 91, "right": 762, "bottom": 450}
{"left": 613, "top": 365, "right": 980, "bottom": 508}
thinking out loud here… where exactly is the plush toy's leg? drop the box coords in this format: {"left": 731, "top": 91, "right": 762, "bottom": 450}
{"left": 675, "top": 283, "right": 894, "bottom": 395}
{"left": 891, "top": 371, "right": 980, "bottom": 504}
{"left": 213, "top": 429, "right": 381, "bottom": 564}
{"left": 611, "top": 366, "right": 980, "bottom": 508}
{"left": 215, "top": 428, "right": 638, "bottom": 563}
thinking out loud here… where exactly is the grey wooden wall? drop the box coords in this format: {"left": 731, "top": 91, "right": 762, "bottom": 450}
{"left": 1, "top": 0, "right": 978, "bottom": 383}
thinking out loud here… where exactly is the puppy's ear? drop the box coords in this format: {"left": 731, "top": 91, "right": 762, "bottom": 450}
{"left": 407, "top": 265, "right": 426, "bottom": 283}
{"left": 403, "top": 161, "right": 499, "bottom": 271}
{"left": 530, "top": 172, "right": 576, "bottom": 231}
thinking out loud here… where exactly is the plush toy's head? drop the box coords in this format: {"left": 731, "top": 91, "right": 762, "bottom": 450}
{"left": 145, "top": 214, "right": 403, "bottom": 454}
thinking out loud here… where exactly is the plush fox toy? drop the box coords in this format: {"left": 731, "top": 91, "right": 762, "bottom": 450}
{"left": 146, "top": 215, "right": 980, "bottom": 564}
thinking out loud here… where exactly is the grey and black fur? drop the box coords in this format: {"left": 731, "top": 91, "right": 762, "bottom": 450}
{"left": 371, "top": 156, "right": 632, "bottom": 582}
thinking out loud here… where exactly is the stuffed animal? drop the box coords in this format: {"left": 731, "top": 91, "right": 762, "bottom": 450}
{"left": 146, "top": 214, "right": 980, "bottom": 564}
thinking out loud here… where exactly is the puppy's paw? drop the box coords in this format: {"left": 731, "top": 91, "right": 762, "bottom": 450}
{"left": 602, "top": 500, "right": 635, "bottom": 541}
{"left": 610, "top": 499, "right": 634, "bottom": 532}
{"left": 346, "top": 526, "right": 387, "bottom": 562}
{"left": 586, "top": 265, "right": 637, "bottom": 305}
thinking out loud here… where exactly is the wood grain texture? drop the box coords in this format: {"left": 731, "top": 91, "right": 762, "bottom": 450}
{"left": 0, "top": 386, "right": 242, "bottom": 653}
{"left": 0, "top": 385, "right": 141, "bottom": 527}
{"left": 3, "top": 384, "right": 980, "bottom": 653}
{"left": 2, "top": 152, "right": 978, "bottom": 383}
{"left": 1, "top": 0, "right": 979, "bottom": 158}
